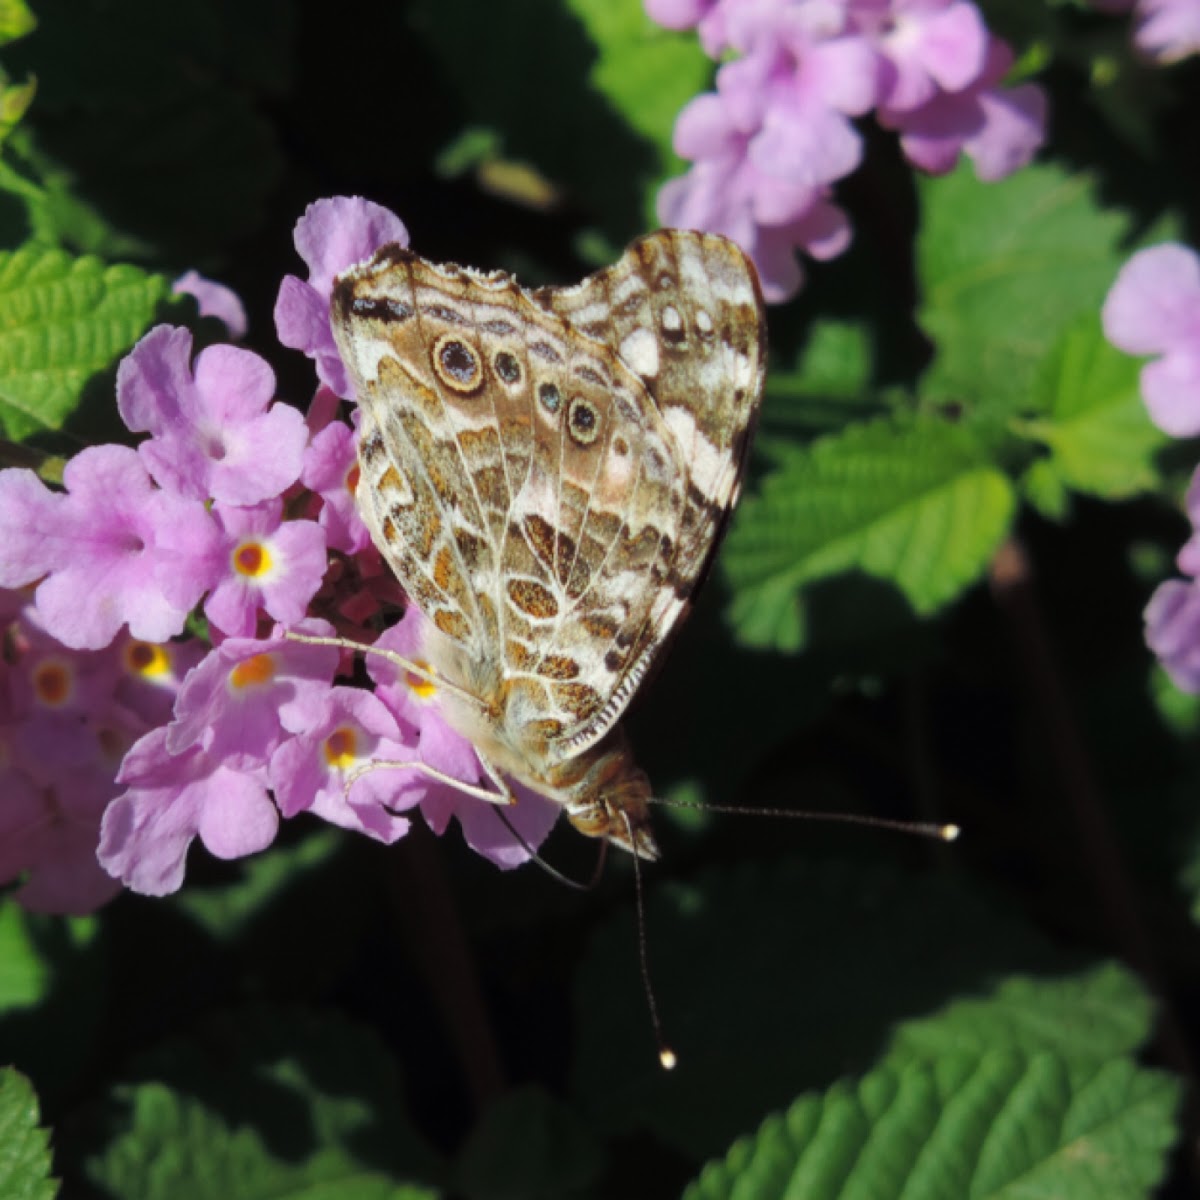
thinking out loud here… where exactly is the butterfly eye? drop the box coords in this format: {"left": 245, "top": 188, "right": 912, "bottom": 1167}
{"left": 538, "top": 382, "right": 562, "bottom": 415}
{"left": 432, "top": 335, "right": 484, "bottom": 394}
{"left": 567, "top": 397, "right": 600, "bottom": 445}
{"left": 494, "top": 351, "right": 521, "bottom": 385}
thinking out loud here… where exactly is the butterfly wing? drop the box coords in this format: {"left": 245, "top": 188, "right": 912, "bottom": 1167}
{"left": 533, "top": 230, "right": 766, "bottom": 754}
{"left": 331, "top": 245, "right": 690, "bottom": 760}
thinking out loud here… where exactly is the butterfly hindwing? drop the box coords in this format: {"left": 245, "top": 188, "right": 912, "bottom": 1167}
{"left": 534, "top": 231, "right": 766, "bottom": 737}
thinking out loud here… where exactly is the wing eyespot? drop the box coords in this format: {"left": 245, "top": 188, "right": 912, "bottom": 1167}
{"left": 567, "top": 397, "right": 600, "bottom": 446}
{"left": 494, "top": 351, "right": 521, "bottom": 385}
{"left": 538, "top": 381, "right": 562, "bottom": 416}
{"left": 432, "top": 335, "right": 485, "bottom": 395}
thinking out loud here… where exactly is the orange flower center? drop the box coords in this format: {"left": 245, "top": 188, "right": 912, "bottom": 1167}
{"left": 233, "top": 541, "right": 272, "bottom": 577}
{"left": 230, "top": 653, "right": 277, "bottom": 690}
{"left": 33, "top": 661, "right": 71, "bottom": 706}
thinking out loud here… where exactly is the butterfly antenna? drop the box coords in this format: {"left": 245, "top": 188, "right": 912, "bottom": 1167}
{"left": 488, "top": 806, "right": 602, "bottom": 892}
{"left": 620, "top": 810, "right": 677, "bottom": 1072}
{"left": 648, "top": 795, "right": 960, "bottom": 843}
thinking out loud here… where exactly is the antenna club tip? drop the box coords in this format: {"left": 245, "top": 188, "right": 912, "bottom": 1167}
{"left": 659, "top": 1048, "right": 678, "bottom": 1071}
{"left": 941, "top": 823, "right": 961, "bottom": 842}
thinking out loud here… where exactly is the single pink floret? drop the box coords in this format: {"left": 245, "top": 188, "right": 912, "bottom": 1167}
{"left": 99, "top": 729, "right": 279, "bottom": 896}
{"left": 166, "top": 621, "right": 340, "bottom": 769}
{"left": 118, "top": 325, "right": 307, "bottom": 507}
{"left": 269, "top": 686, "right": 421, "bottom": 843}
{"left": 0, "top": 445, "right": 218, "bottom": 650}
{"left": 200, "top": 501, "right": 329, "bottom": 638}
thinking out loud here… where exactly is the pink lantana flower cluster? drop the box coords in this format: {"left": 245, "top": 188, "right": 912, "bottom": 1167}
{"left": 1102, "top": 243, "right": 1200, "bottom": 689}
{"left": 647, "top": 0, "right": 1047, "bottom": 301}
{"left": 1090, "top": 0, "right": 1200, "bottom": 65}
{"left": 0, "top": 196, "right": 558, "bottom": 912}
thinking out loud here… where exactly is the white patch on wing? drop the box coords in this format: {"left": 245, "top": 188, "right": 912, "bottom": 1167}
{"left": 352, "top": 337, "right": 404, "bottom": 386}
{"left": 663, "top": 406, "right": 724, "bottom": 498}
{"left": 618, "top": 327, "right": 659, "bottom": 378}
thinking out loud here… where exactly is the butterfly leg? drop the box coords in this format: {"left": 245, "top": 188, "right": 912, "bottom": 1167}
{"left": 343, "top": 754, "right": 517, "bottom": 807}
{"left": 283, "top": 629, "right": 487, "bottom": 711}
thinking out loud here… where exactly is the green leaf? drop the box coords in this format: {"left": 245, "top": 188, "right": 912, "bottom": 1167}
{"left": 1020, "top": 456, "right": 1072, "bottom": 520}
{"left": 1149, "top": 665, "right": 1200, "bottom": 740}
{"left": 0, "top": 903, "right": 49, "bottom": 1014}
{"left": 684, "top": 1052, "right": 1180, "bottom": 1200}
{"left": 455, "top": 1085, "right": 605, "bottom": 1200}
{"left": 888, "top": 961, "right": 1155, "bottom": 1077}
{"left": 0, "top": 130, "right": 157, "bottom": 259}
{"left": 85, "top": 1008, "right": 444, "bottom": 1199}
{"left": 0, "top": 245, "right": 173, "bottom": 440}
{"left": 0, "top": 1069, "right": 58, "bottom": 1200}
{"left": 917, "top": 162, "right": 1131, "bottom": 418}
{"left": 0, "top": 0, "right": 35, "bottom": 45}
{"left": 723, "top": 416, "right": 1017, "bottom": 651}
{"left": 0, "top": 75, "right": 35, "bottom": 143}
{"left": 1019, "top": 314, "right": 1165, "bottom": 500}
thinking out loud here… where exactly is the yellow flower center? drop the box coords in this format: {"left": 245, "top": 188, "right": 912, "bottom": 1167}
{"left": 324, "top": 725, "right": 359, "bottom": 767}
{"left": 233, "top": 540, "right": 272, "bottom": 577}
{"left": 125, "top": 640, "right": 170, "bottom": 678}
{"left": 405, "top": 659, "right": 436, "bottom": 700}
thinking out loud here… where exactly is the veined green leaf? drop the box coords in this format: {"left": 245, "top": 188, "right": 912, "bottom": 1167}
{"left": 1019, "top": 314, "right": 1165, "bottom": 501}
{"left": 685, "top": 1051, "right": 1180, "bottom": 1200}
{"left": 724, "top": 416, "right": 1016, "bottom": 651}
{"left": 0, "top": 245, "right": 173, "bottom": 439}
{"left": 888, "top": 961, "right": 1155, "bottom": 1078}
{"left": 917, "top": 162, "right": 1130, "bottom": 418}
{"left": 0, "top": 1069, "right": 57, "bottom": 1200}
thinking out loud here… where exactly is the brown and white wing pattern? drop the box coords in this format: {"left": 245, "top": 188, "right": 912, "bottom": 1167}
{"left": 330, "top": 230, "right": 765, "bottom": 810}
{"left": 533, "top": 231, "right": 766, "bottom": 753}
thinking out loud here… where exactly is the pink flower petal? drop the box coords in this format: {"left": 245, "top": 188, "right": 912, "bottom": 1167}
{"left": 1102, "top": 244, "right": 1200, "bottom": 356}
